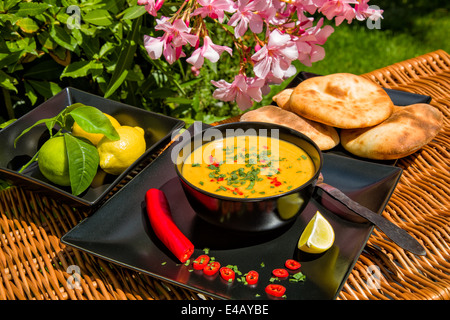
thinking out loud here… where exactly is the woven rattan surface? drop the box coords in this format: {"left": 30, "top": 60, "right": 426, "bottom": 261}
{"left": 1, "top": 50, "right": 449, "bottom": 300}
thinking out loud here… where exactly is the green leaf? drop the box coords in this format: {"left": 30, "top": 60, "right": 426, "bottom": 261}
{"left": 103, "top": 16, "right": 142, "bottom": 98}
{"left": 121, "top": 5, "right": 147, "bottom": 20}
{"left": 49, "top": 25, "right": 77, "bottom": 51}
{"left": 24, "top": 81, "right": 38, "bottom": 105}
{"left": 60, "top": 60, "right": 103, "bottom": 79}
{"left": 64, "top": 133, "right": 100, "bottom": 196}
{"left": 14, "top": 116, "right": 56, "bottom": 148}
{"left": 166, "top": 97, "right": 193, "bottom": 105}
{"left": 23, "top": 59, "right": 63, "bottom": 80}
{"left": 27, "top": 80, "right": 62, "bottom": 99}
{"left": 3, "top": 0, "right": 21, "bottom": 10}
{"left": 0, "top": 70, "right": 18, "bottom": 92}
{"left": 83, "top": 10, "right": 114, "bottom": 26}
{"left": 69, "top": 105, "right": 119, "bottom": 141}
{"left": 13, "top": 2, "right": 52, "bottom": 17}
{"left": 16, "top": 17, "right": 40, "bottom": 33}
{"left": 0, "top": 51, "right": 24, "bottom": 69}
{"left": 0, "top": 119, "right": 16, "bottom": 129}
{"left": 14, "top": 106, "right": 74, "bottom": 148}
{"left": 37, "top": 31, "right": 58, "bottom": 50}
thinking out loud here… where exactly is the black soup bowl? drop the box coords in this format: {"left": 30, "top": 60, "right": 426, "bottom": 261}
{"left": 174, "top": 122, "right": 323, "bottom": 232}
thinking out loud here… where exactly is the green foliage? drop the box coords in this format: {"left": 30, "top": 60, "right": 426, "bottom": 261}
{"left": 0, "top": 0, "right": 240, "bottom": 126}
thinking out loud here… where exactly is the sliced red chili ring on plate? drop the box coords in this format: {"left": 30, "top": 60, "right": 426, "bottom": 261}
{"left": 265, "top": 284, "right": 286, "bottom": 297}
{"left": 245, "top": 270, "right": 259, "bottom": 285}
{"left": 272, "top": 268, "right": 289, "bottom": 278}
{"left": 192, "top": 255, "right": 210, "bottom": 270}
{"left": 203, "top": 261, "right": 220, "bottom": 276}
{"left": 285, "top": 259, "right": 301, "bottom": 270}
{"left": 220, "top": 267, "right": 235, "bottom": 282}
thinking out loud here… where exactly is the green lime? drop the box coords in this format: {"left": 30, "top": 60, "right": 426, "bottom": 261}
{"left": 38, "top": 136, "right": 71, "bottom": 186}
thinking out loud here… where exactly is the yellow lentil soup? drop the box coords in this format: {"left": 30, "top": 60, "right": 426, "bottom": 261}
{"left": 181, "top": 135, "right": 315, "bottom": 198}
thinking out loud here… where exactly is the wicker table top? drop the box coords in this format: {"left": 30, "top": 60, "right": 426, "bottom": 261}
{"left": 0, "top": 50, "right": 449, "bottom": 300}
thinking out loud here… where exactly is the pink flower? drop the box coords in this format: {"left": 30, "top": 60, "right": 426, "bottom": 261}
{"left": 138, "top": 0, "right": 164, "bottom": 16}
{"left": 144, "top": 18, "right": 198, "bottom": 64}
{"left": 290, "top": 0, "right": 327, "bottom": 15}
{"left": 211, "top": 74, "right": 264, "bottom": 110}
{"left": 294, "top": 18, "right": 334, "bottom": 66}
{"left": 354, "top": 0, "right": 383, "bottom": 21}
{"left": 144, "top": 34, "right": 185, "bottom": 64}
{"left": 155, "top": 18, "right": 198, "bottom": 48}
{"left": 251, "top": 29, "right": 298, "bottom": 80}
{"left": 228, "top": 0, "right": 264, "bottom": 38}
{"left": 191, "top": 66, "right": 200, "bottom": 76}
{"left": 191, "top": 0, "right": 237, "bottom": 23}
{"left": 319, "top": 0, "right": 357, "bottom": 25}
{"left": 143, "top": 35, "right": 165, "bottom": 60}
{"left": 186, "top": 36, "right": 232, "bottom": 68}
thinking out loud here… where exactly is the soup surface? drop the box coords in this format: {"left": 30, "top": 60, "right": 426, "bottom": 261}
{"left": 181, "top": 135, "right": 315, "bottom": 198}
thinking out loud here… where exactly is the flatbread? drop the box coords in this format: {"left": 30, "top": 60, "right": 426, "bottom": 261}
{"left": 340, "top": 103, "right": 444, "bottom": 160}
{"left": 240, "top": 105, "right": 340, "bottom": 150}
{"left": 288, "top": 73, "right": 394, "bottom": 129}
{"left": 272, "top": 88, "right": 294, "bottom": 109}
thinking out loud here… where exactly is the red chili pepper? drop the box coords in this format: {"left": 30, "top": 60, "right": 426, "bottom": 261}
{"left": 220, "top": 267, "right": 235, "bottom": 282}
{"left": 193, "top": 255, "right": 210, "bottom": 270}
{"left": 203, "top": 261, "right": 221, "bottom": 276}
{"left": 245, "top": 270, "right": 259, "bottom": 285}
{"left": 265, "top": 284, "right": 286, "bottom": 297}
{"left": 268, "top": 176, "right": 282, "bottom": 187}
{"left": 285, "top": 259, "right": 301, "bottom": 270}
{"left": 145, "top": 188, "right": 194, "bottom": 263}
{"left": 272, "top": 268, "right": 289, "bottom": 278}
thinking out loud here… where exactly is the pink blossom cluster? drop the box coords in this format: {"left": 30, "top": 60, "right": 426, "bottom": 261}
{"left": 138, "top": 0, "right": 383, "bottom": 110}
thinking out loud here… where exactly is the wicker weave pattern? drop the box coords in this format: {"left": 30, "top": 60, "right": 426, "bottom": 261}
{"left": 342, "top": 49, "right": 450, "bottom": 300}
{"left": 0, "top": 50, "right": 449, "bottom": 300}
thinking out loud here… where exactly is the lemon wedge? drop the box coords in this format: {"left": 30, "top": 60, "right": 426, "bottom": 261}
{"left": 298, "top": 211, "right": 335, "bottom": 254}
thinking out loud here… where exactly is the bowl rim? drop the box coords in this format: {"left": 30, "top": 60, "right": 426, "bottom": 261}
{"left": 174, "top": 121, "right": 323, "bottom": 202}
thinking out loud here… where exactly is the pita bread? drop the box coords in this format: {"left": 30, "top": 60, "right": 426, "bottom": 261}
{"left": 240, "top": 105, "right": 340, "bottom": 150}
{"left": 272, "top": 88, "right": 294, "bottom": 109}
{"left": 340, "top": 103, "right": 444, "bottom": 160}
{"left": 289, "top": 73, "right": 394, "bottom": 129}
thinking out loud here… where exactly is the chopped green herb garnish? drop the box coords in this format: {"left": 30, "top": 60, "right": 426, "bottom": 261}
{"left": 290, "top": 272, "right": 306, "bottom": 282}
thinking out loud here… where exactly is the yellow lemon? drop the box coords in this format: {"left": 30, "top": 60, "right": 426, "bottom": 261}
{"left": 37, "top": 136, "right": 71, "bottom": 186}
{"left": 298, "top": 211, "right": 335, "bottom": 254}
{"left": 72, "top": 113, "right": 120, "bottom": 146}
{"left": 97, "top": 126, "right": 146, "bottom": 175}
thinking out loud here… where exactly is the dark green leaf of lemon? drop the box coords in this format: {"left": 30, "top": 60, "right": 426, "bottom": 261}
{"left": 64, "top": 133, "right": 100, "bottom": 196}
{"left": 69, "top": 105, "right": 119, "bottom": 141}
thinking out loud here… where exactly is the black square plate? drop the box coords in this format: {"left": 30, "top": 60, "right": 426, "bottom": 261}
{"left": 0, "top": 87, "right": 184, "bottom": 208}
{"left": 61, "top": 124, "right": 402, "bottom": 300}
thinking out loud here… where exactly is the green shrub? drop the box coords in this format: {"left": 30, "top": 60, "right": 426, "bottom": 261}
{"left": 0, "top": 0, "right": 242, "bottom": 125}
